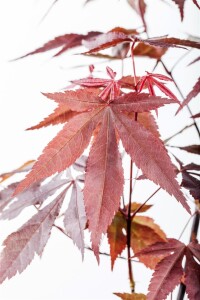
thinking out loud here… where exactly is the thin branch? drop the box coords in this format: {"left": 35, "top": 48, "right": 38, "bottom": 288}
{"left": 164, "top": 124, "right": 194, "bottom": 144}
{"left": 131, "top": 187, "right": 161, "bottom": 220}
{"left": 127, "top": 159, "right": 135, "bottom": 293}
{"left": 159, "top": 60, "right": 200, "bottom": 139}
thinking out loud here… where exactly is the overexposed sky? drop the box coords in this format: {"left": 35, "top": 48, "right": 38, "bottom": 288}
{"left": 0, "top": 1, "right": 199, "bottom": 299}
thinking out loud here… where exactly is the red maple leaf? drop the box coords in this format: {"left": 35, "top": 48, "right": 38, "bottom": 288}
{"left": 137, "top": 72, "right": 178, "bottom": 102}
{"left": 134, "top": 239, "right": 200, "bottom": 300}
{"left": 13, "top": 85, "right": 190, "bottom": 258}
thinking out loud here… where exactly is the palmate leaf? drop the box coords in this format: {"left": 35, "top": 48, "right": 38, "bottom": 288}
{"left": 15, "top": 87, "right": 189, "bottom": 256}
{"left": 135, "top": 239, "right": 200, "bottom": 300}
{"left": 1, "top": 172, "right": 69, "bottom": 220}
{"left": 0, "top": 188, "right": 67, "bottom": 284}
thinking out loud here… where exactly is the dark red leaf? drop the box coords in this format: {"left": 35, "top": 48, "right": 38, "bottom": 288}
{"left": 144, "top": 37, "right": 200, "bottom": 49}
{"left": 176, "top": 77, "right": 200, "bottom": 113}
{"left": 147, "top": 247, "right": 185, "bottom": 300}
{"left": 84, "top": 108, "right": 124, "bottom": 258}
{"left": 16, "top": 31, "right": 101, "bottom": 59}
{"left": 188, "top": 240, "right": 200, "bottom": 261}
{"left": 172, "top": 144, "right": 200, "bottom": 155}
{"left": 181, "top": 172, "right": 200, "bottom": 200}
{"left": 185, "top": 249, "right": 200, "bottom": 300}
{"left": 191, "top": 112, "right": 200, "bottom": 118}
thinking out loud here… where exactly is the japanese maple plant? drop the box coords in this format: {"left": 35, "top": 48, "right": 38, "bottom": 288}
{"left": 0, "top": 1, "right": 200, "bottom": 299}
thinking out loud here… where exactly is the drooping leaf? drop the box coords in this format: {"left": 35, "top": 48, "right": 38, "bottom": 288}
{"left": 64, "top": 182, "right": 87, "bottom": 258}
{"left": 16, "top": 31, "right": 101, "bottom": 59}
{"left": 0, "top": 188, "right": 67, "bottom": 284}
{"left": 113, "top": 112, "right": 190, "bottom": 212}
{"left": 181, "top": 172, "right": 200, "bottom": 200}
{"left": 114, "top": 292, "right": 146, "bottom": 300}
{"left": 84, "top": 108, "right": 124, "bottom": 258}
{"left": 0, "top": 183, "right": 19, "bottom": 213}
{"left": 1, "top": 172, "right": 69, "bottom": 220}
{"left": 14, "top": 109, "right": 103, "bottom": 195}
{"left": 176, "top": 77, "right": 200, "bottom": 113}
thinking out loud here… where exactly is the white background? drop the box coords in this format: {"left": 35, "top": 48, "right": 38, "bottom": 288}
{"left": 0, "top": 0, "right": 199, "bottom": 299}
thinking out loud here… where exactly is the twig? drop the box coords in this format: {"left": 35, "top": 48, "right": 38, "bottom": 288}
{"left": 127, "top": 159, "right": 135, "bottom": 293}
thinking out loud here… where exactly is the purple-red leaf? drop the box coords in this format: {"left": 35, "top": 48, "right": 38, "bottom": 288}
{"left": 113, "top": 112, "right": 190, "bottom": 213}
{"left": 84, "top": 108, "right": 124, "bottom": 258}
{"left": 0, "top": 188, "right": 67, "bottom": 284}
{"left": 16, "top": 31, "right": 101, "bottom": 59}
{"left": 176, "top": 77, "right": 200, "bottom": 113}
{"left": 185, "top": 249, "right": 200, "bottom": 300}
{"left": 64, "top": 182, "right": 86, "bottom": 258}
{"left": 147, "top": 247, "right": 185, "bottom": 300}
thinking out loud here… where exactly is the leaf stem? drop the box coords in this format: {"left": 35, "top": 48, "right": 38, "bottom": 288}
{"left": 131, "top": 42, "right": 137, "bottom": 88}
{"left": 127, "top": 159, "right": 135, "bottom": 293}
